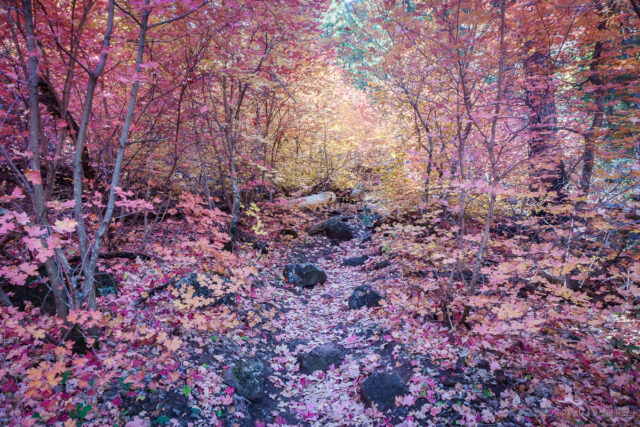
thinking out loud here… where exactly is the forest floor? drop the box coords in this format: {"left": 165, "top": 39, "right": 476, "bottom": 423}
{"left": 3, "top": 202, "right": 639, "bottom": 426}
{"left": 116, "top": 206, "right": 568, "bottom": 426}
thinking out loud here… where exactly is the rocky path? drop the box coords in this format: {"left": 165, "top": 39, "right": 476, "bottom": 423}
{"left": 238, "top": 222, "right": 422, "bottom": 426}
{"left": 127, "top": 213, "right": 521, "bottom": 426}
{"left": 201, "top": 215, "right": 475, "bottom": 427}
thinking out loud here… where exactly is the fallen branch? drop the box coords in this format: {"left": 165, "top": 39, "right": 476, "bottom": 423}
{"left": 68, "top": 251, "right": 159, "bottom": 265}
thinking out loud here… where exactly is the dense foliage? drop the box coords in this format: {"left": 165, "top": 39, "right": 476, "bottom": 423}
{"left": 1, "top": 0, "right": 639, "bottom": 425}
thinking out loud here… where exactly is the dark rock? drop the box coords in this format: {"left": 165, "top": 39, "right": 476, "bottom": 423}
{"left": 95, "top": 272, "right": 118, "bottom": 297}
{"left": 374, "top": 260, "right": 390, "bottom": 270}
{"left": 299, "top": 343, "right": 347, "bottom": 374}
{"left": 325, "top": 219, "right": 354, "bottom": 241}
{"left": 3, "top": 267, "right": 58, "bottom": 315}
{"left": 440, "top": 372, "right": 465, "bottom": 388}
{"left": 283, "top": 263, "right": 327, "bottom": 288}
{"left": 343, "top": 255, "right": 368, "bottom": 267}
{"left": 286, "top": 339, "right": 309, "bottom": 352}
{"left": 4, "top": 267, "right": 118, "bottom": 315}
{"left": 330, "top": 238, "right": 340, "bottom": 246}
{"left": 223, "top": 360, "right": 265, "bottom": 402}
{"left": 213, "top": 292, "right": 237, "bottom": 307}
{"left": 172, "top": 273, "right": 235, "bottom": 309}
{"left": 279, "top": 229, "right": 298, "bottom": 238}
{"left": 307, "top": 218, "right": 354, "bottom": 241}
{"left": 360, "top": 370, "right": 408, "bottom": 411}
{"left": 357, "top": 207, "right": 381, "bottom": 228}
{"left": 348, "top": 285, "right": 382, "bottom": 309}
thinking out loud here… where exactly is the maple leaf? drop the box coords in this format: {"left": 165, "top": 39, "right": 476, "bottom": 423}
{"left": 24, "top": 169, "right": 41, "bottom": 185}
{"left": 54, "top": 218, "right": 77, "bottom": 233}
{"left": 165, "top": 337, "right": 182, "bottom": 352}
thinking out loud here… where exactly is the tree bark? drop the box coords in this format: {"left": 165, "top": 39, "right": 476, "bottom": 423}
{"left": 579, "top": 18, "right": 607, "bottom": 195}
{"left": 21, "top": 0, "right": 70, "bottom": 318}
{"left": 524, "top": 46, "right": 565, "bottom": 203}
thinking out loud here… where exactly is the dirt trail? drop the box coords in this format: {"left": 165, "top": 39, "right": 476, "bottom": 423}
{"left": 129, "top": 213, "right": 512, "bottom": 426}
{"left": 209, "top": 218, "right": 439, "bottom": 426}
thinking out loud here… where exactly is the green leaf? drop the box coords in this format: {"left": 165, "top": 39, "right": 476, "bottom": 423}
{"left": 211, "top": 336, "right": 217, "bottom": 342}
{"left": 483, "top": 389, "right": 491, "bottom": 398}
{"left": 61, "top": 370, "right": 72, "bottom": 386}
{"left": 182, "top": 385, "right": 191, "bottom": 398}
{"left": 70, "top": 403, "right": 92, "bottom": 426}
{"left": 152, "top": 415, "right": 170, "bottom": 425}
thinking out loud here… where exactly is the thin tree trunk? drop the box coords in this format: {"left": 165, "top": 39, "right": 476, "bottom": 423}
{"left": 22, "top": 0, "right": 69, "bottom": 318}
{"left": 579, "top": 20, "right": 606, "bottom": 195}
{"left": 460, "top": 0, "right": 506, "bottom": 325}
{"left": 70, "top": 0, "right": 116, "bottom": 309}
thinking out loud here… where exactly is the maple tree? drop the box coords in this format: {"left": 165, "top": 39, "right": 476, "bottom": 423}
{"left": 1, "top": 0, "right": 639, "bottom": 425}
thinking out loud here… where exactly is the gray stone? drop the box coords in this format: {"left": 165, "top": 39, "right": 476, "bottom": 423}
{"left": 373, "top": 260, "right": 390, "bottom": 270}
{"left": 343, "top": 255, "right": 368, "bottom": 267}
{"left": 307, "top": 218, "right": 354, "bottom": 241}
{"left": 223, "top": 360, "right": 265, "bottom": 402}
{"left": 283, "top": 263, "right": 327, "bottom": 288}
{"left": 360, "top": 370, "right": 407, "bottom": 411}
{"left": 299, "top": 343, "right": 347, "bottom": 374}
{"left": 348, "top": 285, "right": 382, "bottom": 309}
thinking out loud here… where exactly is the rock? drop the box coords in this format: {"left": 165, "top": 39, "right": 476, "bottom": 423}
{"left": 330, "top": 238, "right": 340, "bottom": 246}
{"left": 286, "top": 339, "right": 309, "bottom": 352}
{"left": 299, "top": 343, "right": 347, "bottom": 374}
{"left": 283, "top": 263, "right": 327, "bottom": 288}
{"left": 348, "top": 285, "right": 382, "bottom": 309}
{"left": 4, "top": 267, "right": 118, "bottom": 315}
{"left": 94, "top": 272, "right": 118, "bottom": 297}
{"left": 172, "top": 273, "right": 235, "bottom": 309}
{"left": 373, "top": 260, "right": 390, "bottom": 270}
{"left": 357, "top": 206, "right": 381, "bottom": 228}
{"left": 296, "top": 192, "right": 336, "bottom": 210}
{"left": 306, "top": 218, "right": 354, "bottom": 241}
{"left": 223, "top": 360, "right": 265, "bottom": 402}
{"left": 360, "top": 370, "right": 407, "bottom": 411}
{"left": 325, "top": 219, "right": 354, "bottom": 241}
{"left": 279, "top": 229, "right": 298, "bottom": 238}
{"left": 343, "top": 255, "right": 368, "bottom": 267}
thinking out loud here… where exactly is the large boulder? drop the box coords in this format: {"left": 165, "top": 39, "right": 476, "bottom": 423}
{"left": 360, "top": 370, "right": 408, "bottom": 411}
{"left": 299, "top": 343, "right": 347, "bottom": 374}
{"left": 283, "top": 263, "right": 327, "bottom": 288}
{"left": 306, "top": 218, "right": 354, "bottom": 241}
{"left": 343, "top": 255, "right": 368, "bottom": 267}
{"left": 297, "top": 192, "right": 336, "bottom": 210}
{"left": 348, "top": 285, "right": 383, "bottom": 309}
{"left": 223, "top": 359, "right": 265, "bottom": 402}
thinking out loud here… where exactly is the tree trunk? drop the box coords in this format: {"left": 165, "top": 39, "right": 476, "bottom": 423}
{"left": 22, "top": 0, "right": 69, "bottom": 318}
{"left": 229, "top": 146, "right": 241, "bottom": 247}
{"left": 70, "top": 0, "right": 116, "bottom": 310}
{"left": 524, "top": 47, "right": 565, "bottom": 202}
{"left": 579, "top": 19, "right": 607, "bottom": 195}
